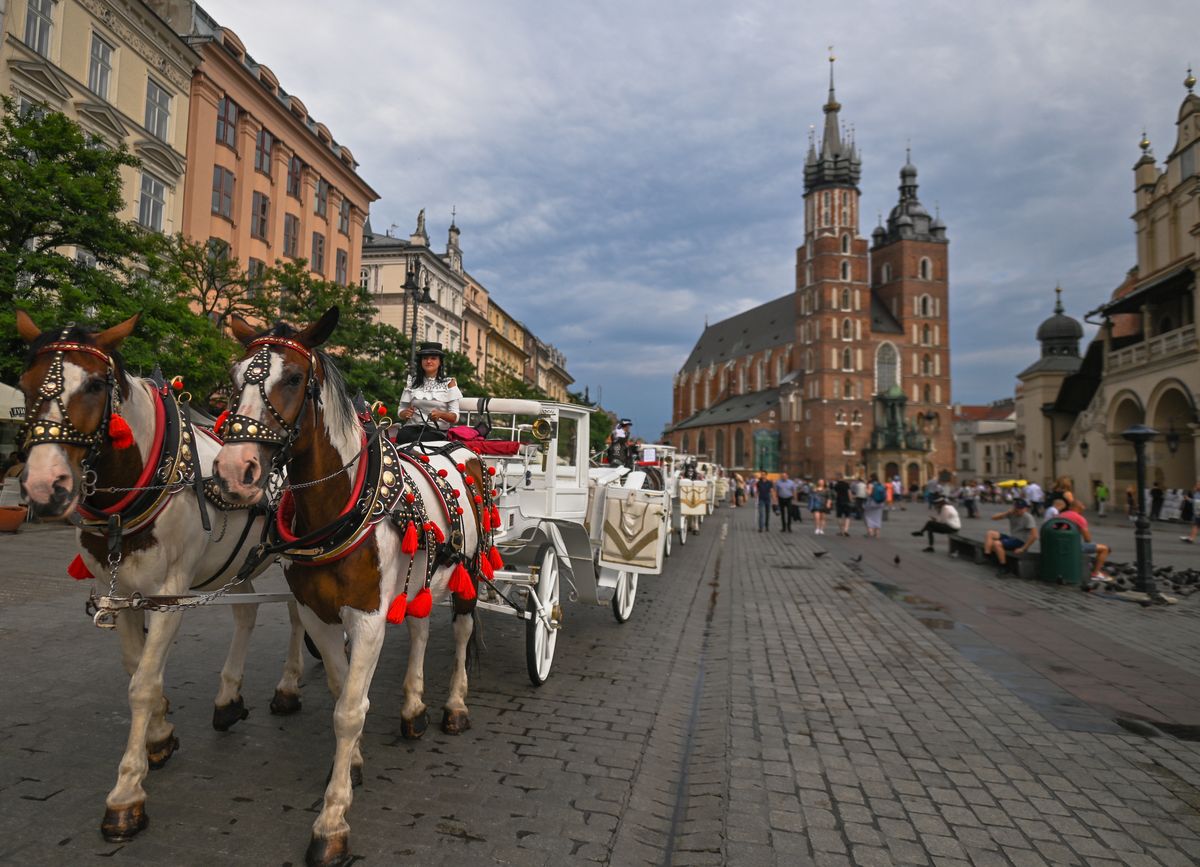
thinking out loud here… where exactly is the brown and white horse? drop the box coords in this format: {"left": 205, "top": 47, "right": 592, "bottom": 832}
{"left": 213, "top": 309, "right": 488, "bottom": 866}
{"left": 15, "top": 310, "right": 306, "bottom": 842}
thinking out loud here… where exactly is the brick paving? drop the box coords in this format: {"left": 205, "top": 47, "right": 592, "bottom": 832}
{"left": 2, "top": 512, "right": 1199, "bottom": 865}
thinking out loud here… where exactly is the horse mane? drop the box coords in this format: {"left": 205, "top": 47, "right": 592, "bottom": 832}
{"left": 258, "top": 322, "right": 359, "bottom": 460}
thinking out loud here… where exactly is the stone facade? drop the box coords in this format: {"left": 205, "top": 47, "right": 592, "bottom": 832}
{"left": 0, "top": 0, "right": 199, "bottom": 237}
{"left": 666, "top": 62, "right": 954, "bottom": 486}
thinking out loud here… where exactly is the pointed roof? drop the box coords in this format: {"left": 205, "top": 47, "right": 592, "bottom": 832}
{"left": 803, "top": 53, "right": 861, "bottom": 193}
{"left": 875, "top": 148, "right": 947, "bottom": 246}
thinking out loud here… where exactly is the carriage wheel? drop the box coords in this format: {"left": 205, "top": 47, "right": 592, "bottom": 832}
{"left": 676, "top": 512, "right": 687, "bottom": 546}
{"left": 525, "top": 544, "right": 560, "bottom": 687}
{"left": 611, "top": 571, "right": 638, "bottom": 623}
{"left": 663, "top": 513, "right": 672, "bottom": 558}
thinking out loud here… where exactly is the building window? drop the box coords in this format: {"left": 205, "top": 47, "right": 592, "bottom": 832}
{"left": 360, "top": 267, "right": 370, "bottom": 290}
{"left": 216, "top": 96, "right": 238, "bottom": 148}
{"left": 138, "top": 172, "right": 166, "bottom": 231}
{"left": 841, "top": 318, "right": 852, "bottom": 340}
{"left": 255, "top": 129, "right": 273, "bottom": 174}
{"left": 924, "top": 384, "right": 932, "bottom": 403}
{"left": 211, "top": 166, "right": 234, "bottom": 218}
{"left": 922, "top": 324, "right": 931, "bottom": 345}
{"left": 246, "top": 257, "right": 266, "bottom": 296}
{"left": 841, "top": 288, "right": 851, "bottom": 310}
{"left": 24, "top": 0, "right": 54, "bottom": 57}
{"left": 920, "top": 257, "right": 932, "bottom": 280}
{"left": 841, "top": 233, "right": 850, "bottom": 253}
{"left": 311, "top": 232, "right": 325, "bottom": 272}
{"left": 314, "top": 179, "right": 329, "bottom": 217}
{"left": 88, "top": 34, "right": 113, "bottom": 99}
{"left": 339, "top": 198, "right": 351, "bottom": 235}
{"left": 881, "top": 262, "right": 892, "bottom": 283}
{"left": 144, "top": 78, "right": 170, "bottom": 140}
{"left": 875, "top": 343, "right": 898, "bottom": 393}
{"left": 842, "top": 348, "right": 853, "bottom": 370}
{"left": 287, "top": 156, "right": 302, "bottom": 198}
{"left": 922, "top": 353, "right": 932, "bottom": 376}
{"left": 283, "top": 213, "right": 299, "bottom": 258}
{"left": 841, "top": 260, "right": 850, "bottom": 281}
{"left": 921, "top": 295, "right": 931, "bottom": 317}
{"left": 776, "top": 355, "right": 785, "bottom": 383}
{"left": 844, "top": 378, "right": 853, "bottom": 399}
{"left": 250, "top": 191, "right": 269, "bottom": 239}
{"left": 335, "top": 249, "right": 348, "bottom": 285}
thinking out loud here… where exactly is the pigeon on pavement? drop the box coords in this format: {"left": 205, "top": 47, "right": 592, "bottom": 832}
{"left": 894, "top": 555, "right": 901, "bottom": 565}
{"left": 851, "top": 554, "right": 863, "bottom": 563}
{"left": 814, "top": 550, "right": 828, "bottom": 558}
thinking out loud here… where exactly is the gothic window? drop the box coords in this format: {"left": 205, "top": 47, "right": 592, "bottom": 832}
{"left": 757, "top": 359, "right": 766, "bottom": 389}
{"left": 698, "top": 432, "right": 707, "bottom": 457}
{"left": 920, "top": 257, "right": 932, "bottom": 280}
{"left": 844, "top": 378, "right": 853, "bottom": 399}
{"left": 841, "top": 233, "right": 850, "bottom": 253}
{"left": 881, "top": 262, "right": 892, "bottom": 283}
{"left": 922, "top": 324, "right": 931, "bottom": 345}
{"left": 715, "top": 430, "right": 725, "bottom": 465}
{"left": 924, "top": 384, "right": 932, "bottom": 403}
{"left": 735, "top": 429, "right": 745, "bottom": 466}
{"left": 841, "top": 288, "right": 851, "bottom": 310}
{"left": 921, "top": 295, "right": 931, "bottom": 317}
{"left": 804, "top": 350, "right": 813, "bottom": 372}
{"left": 875, "top": 343, "right": 898, "bottom": 393}
{"left": 776, "top": 355, "right": 785, "bottom": 383}
{"left": 841, "top": 260, "right": 850, "bottom": 281}
{"left": 922, "top": 354, "right": 932, "bottom": 376}
{"left": 805, "top": 264, "right": 813, "bottom": 286}
{"left": 738, "top": 365, "right": 746, "bottom": 394}
{"left": 844, "top": 431, "right": 852, "bottom": 450}
{"left": 841, "top": 318, "right": 852, "bottom": 340}
{"left": 682, "top": 433, "right": 690, "bottom": 452}
{"left": 842, "top": 348, "right": 853, "bottom": 370}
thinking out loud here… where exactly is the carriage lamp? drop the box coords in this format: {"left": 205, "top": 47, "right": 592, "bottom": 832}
{"left": 1079, "top": 438, "right": 1089, "bottom": 459}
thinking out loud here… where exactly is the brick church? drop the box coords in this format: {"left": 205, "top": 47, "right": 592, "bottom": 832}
{"left": 664, "top": 61, "right": 954, "bottom": 487}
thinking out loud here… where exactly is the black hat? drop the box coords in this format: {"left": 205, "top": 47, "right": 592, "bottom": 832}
{"left": 1013, "top": 497, "right": 1029, "bottom": 508}
{"left": 619, "top": 418, "right": 632, "bottom": 426}
{"left": 932, "top": 495, "right": 947, "bottom": 505}
{"left": 416, "top": 342, "right": 444, "bottom": 358}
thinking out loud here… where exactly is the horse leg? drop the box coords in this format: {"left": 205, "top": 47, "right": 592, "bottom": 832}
{"left": 442, "top": 611, "right": 474, "bottom": 734}
{"left": 102, "top": 609, "right": 183, "bottom": 842}
{"left": 116, "top": 610, "right": 174, "bottom": 768}
{"left": 212, "top": 602, "right": 256, "bottom": 731}
{"left": 270, "top": 600, "right": 305, "bottom": 715}
{"left": 306, "top": 611, "right": 384, "bottom": 867}
{"left": 400, "top": 616, "right": 430, "bottom": 739}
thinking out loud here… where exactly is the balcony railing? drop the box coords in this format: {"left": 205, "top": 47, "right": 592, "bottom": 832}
{"left": 1107, "top": 324, "right": 1196, "bottom": 372}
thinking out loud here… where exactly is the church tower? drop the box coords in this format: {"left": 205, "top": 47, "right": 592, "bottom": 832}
{"left": 793, "top": 54, "right": 871, "bottom": 479}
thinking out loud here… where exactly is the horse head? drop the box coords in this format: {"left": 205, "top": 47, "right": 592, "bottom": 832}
{"left": 15, "top": 309, "right": 140, "bottom": 519}
{"left": 213, "top": 307, "right": 340, "bottom": 505}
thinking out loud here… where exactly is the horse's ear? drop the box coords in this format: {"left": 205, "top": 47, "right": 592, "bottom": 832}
{"left": 299, "top": 306, "right": 339, "bottom": 348}
{"left": 15, "top": 309, "right": 41, "bottom": 345}
{"left": 229, "top": 315, "right": 258, "bottom": 347}
{"left": 95, "top": 313, "right": 140, "bottom": 352}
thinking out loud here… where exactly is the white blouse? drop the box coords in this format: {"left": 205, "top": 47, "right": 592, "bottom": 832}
{"left": 400, "top": 375, "right": 462, "bottom": 430}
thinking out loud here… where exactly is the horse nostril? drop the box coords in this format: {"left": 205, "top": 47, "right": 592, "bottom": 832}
{"left": 242, "top": 463, "right": 256, "bottom": 486}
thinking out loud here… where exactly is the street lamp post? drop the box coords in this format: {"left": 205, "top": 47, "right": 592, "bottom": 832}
{"left": 1122, "top": 424, "right": 1163, "bottom": 601}
{"left": 404, "top": 258, "right": 433, "bottom": 378}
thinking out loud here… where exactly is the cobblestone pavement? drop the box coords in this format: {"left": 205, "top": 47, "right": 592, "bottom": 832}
{"left": 2, "top": 511, "right": 1199, "bottom": 865}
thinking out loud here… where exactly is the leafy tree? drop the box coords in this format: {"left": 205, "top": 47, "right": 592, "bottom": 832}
{"left": 568, "top": 388, "right": 617, "bottom": 457}
{"left": 484, "top": 367, "right": 548, "bottom": 401}
{"left": 146, "top": 233, "right": 251, "bottom": 326}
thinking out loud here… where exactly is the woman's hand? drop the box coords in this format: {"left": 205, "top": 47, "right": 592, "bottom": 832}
{"left": 400, "top": 406, "right": 415, "bottom": 421}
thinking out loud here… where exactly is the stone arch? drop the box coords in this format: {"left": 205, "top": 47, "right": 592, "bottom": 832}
{"left": 1147, "top": 379, "right": 1196, "bottom": 488}
{"left": 1107, "top": 389, "right": 1145, "bottom": 433}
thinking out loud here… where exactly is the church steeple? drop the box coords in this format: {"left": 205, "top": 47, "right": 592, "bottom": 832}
{"left": 804, "top": 50, "right": 861, "bottom": 193}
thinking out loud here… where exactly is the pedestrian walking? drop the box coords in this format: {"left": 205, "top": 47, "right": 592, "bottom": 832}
{"left": 755, "top": 471, "right": 774, "bottom": 532}
{"left": 1181, "top": 480, "right": 1200, "bottom": 543}
{"left": 863, "top": 474, "right": 886, "bottom": 538}
{"left": 1150, "top": 482, "right": 1165, "bottom": 521}
{"left": 775, "top": 472, "right": 797, "bottom": 532}
{"left": 1094, "top": 480, "right": 1109, "bottom": 517}
{"left": 912, "top": 495, "right": 961, "bottom": 551}
{"left": 809, "top": 479, "right": 832, "bottom": 534}
{"left": 732, "top": 473, "right": 745, "bottom": 508}
{"left": 1024, "top": 480, "right": 1045, "bottom": 517}
{"left": 833, "top": 474, "right": 853, "bottom": 536}
{"left": 851, "top": 477, "right": 868, "bottom": 521}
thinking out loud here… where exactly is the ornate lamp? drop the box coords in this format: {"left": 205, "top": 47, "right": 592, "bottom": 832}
{"left": 1121, "top": 424, "right": 1163, "bottom": 600}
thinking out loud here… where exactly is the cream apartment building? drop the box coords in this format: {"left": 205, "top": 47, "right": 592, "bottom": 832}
{"left": 0, "top": 0, "right": 198, "bottom": 239}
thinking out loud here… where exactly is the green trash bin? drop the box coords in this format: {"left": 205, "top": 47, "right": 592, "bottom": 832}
{"left": 1040, "top": 518, "right": 1083, "bottom": 585}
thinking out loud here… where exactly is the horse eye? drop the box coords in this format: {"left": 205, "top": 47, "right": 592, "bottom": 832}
{"left": 285, "top": 373, "right": 303, "bottom": 387}
{"left": 85, "top": 379, "right": 107, "bottom": 395}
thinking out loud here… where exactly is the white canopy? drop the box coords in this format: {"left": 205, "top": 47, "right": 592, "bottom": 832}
{"left": 0, "top": 383, "right": 24, "bottom": 423}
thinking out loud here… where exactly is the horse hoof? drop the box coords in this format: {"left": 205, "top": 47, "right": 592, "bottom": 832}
{"left": 101, "top": 802, "right": 148, "bottom": 842}
{"left": 305, "top": 831, "right": 351, "bottom": 867}
{"left": 400, "top": 711, "right": 429, "bottom": 740}
{"left": 212, "top": 696, "right": 250, "bottom": 731}
{"left": 270, "top": 689, "right": 302, "bottom": 716}
{"left": 147, "top": 734, "right": 180, "bottom": 769}
{"left": 441, "top": 709, "right": 471, "bottom": 735}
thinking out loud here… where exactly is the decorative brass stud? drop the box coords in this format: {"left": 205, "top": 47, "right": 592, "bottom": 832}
{"left": 383, "top": 470, "right": 395, "bottom": 485}
{"left": 247, "top": 424, "right": 258, "bottom": 435}
{"left": 49, "top": 426, "right": 61, "bottom": 436}
{"left": 379, "top": 486, "right": 390, "bottom": 498}
{"left": 233, "top": 423, "right": 243, "bottom": 433}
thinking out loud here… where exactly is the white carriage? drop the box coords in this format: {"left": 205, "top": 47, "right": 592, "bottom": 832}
{"left": 458, "top": 398, "right": 669, "bottom": 685}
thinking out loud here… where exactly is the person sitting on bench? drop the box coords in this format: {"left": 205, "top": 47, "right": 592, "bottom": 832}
{"left": 1053, "top": 496, "right": 1112, "bottom": 585}
{"left": 911, "top": 495, "right": 961, "bottom": 552}
{"left": 984, "top": 498, "right": 1038, "bottom": 575}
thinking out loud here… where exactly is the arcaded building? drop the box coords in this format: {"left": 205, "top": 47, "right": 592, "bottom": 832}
{"left": 666, "top": 62, "right": 954, "bottom": 486}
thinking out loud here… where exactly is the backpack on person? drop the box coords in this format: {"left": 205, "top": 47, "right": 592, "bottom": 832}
{"left": 871, "top": 482, "right": 886, "bottom": 504}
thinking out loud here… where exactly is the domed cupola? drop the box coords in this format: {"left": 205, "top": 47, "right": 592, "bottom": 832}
{"left": 1036, "top": 286, "right": 1083, "bottom": 357}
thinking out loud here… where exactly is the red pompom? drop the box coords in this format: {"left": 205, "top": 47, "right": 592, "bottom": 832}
{"left": 487, "top": 466, "right": 496, "bottom": 476}
{"left": 455, "top": 506, "right": 464, "bottom": 515}
{"left": 67, "top": 554, "right": 94, "bottom": 581}
{"left": 377, "top": 404, "right": 388, "bottom": 416}
{"left": 170, "top": 375, "right": 184, "bottom": 391}
{"left": 108, "top": 413, "right": 134, "bottom": 450}
{"left": 489, "top": 546, "right": 504, "bottom": 571}
{"left": 213, "top": 410, "right": 230, "bottom": 434}
{"left": 465, "top": 476, "right": 475, "bottom": 486}
{"left": 456, "top": 463, "right": 466, "bottom": 472}
{"left": 419, "top": 454, "right": 430, "bottom": 463}
{"left": 452, "top": 488, "right": 461, "bottom": 498}
{"left": 401, "top": 521, "right": 419, "bottom": 556}
{"left": 407, "top": 587, "right": 433, "bottom": 618}
{"left": 386, "top": 592, "right": 408, "bottom": 624}
{"left": 437, "top": 468, "right": 448, "bottom": 478}
{"left": 473, "top": 494, "right": 483, "bottom": 505}
{"left": 404, "top": 492, "right": 415, "bottom": 503}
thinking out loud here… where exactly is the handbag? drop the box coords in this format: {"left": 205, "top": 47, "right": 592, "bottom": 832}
{"left": 448, "top": 397, "right": 493, "bottom": 442}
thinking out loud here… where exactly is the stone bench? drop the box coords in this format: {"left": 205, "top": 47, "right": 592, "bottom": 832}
{"left": 948, "top": 534, "right": 1040, "bottom": 579}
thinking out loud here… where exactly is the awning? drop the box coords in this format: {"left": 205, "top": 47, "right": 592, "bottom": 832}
{"left": 0, "top": 383, "right": 24, "bottom": 423}
{"left": 1090, "top": 264, "right": 1194, "bottom": 318}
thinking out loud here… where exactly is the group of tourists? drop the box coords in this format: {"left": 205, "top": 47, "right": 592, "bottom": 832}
{"left": 734, "top": 472, "right": 892, "bottom": 537}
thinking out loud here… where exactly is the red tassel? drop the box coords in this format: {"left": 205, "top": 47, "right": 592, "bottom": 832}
{"left": 490, "top": 505, "right": 501, "bottom": 528}
{"left": 479, "top": 556, "right": 494, "bottom": 581}
{"left": 67, "top": 554, "right": 94, "bottom": 580}
{"left": 386, "top": 593, "right": 408, "bottom": 624}
{"left": 428, "top": 523, "right": 445, "bottom": 544}
{"left": 213, "top": 410, "right": 229, "bottom": 434}
{"left": 489, "top": 546, "right": 504, "bottom": 571}
{"left": 401, "top": 521, "right": 419, "bottom": 555}
{"left": 108, "top": 414, "right": 134, "bottom": 450}
{"left": 407, "top": 587, "right": 433, "bottom": 618}
{"left": 481, "top": 507, "right": 492, "bottom": 532}
{"left": 449, "top": 563, "right": 475, "bottom": 598}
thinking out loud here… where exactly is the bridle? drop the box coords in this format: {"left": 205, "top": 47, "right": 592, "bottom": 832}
{"left": 21, "top": 335, "right": 124, "bottom": 483}
{"left": 218, "top": 336, "right": 322, "bottom": 474}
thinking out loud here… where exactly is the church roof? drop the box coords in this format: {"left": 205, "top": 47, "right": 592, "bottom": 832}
{"left": 870, "top": 294, "right": 904, "bottom": 333}
{"left": 1018, "top": 353, "right": 1082, "bottom": 379}
{"left": 669, "top": 387, "right": 781, "bottom": 432}
{"left": 681, "top": 294, "right": 793, "bottom": 370}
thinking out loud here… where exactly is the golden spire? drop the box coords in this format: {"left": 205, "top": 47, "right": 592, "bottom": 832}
{"left": 1186, "top": 66, "right": 1196, "bottom": 94}
{"left": 1139, "top": 130, "right": 1151, "bottom": 152}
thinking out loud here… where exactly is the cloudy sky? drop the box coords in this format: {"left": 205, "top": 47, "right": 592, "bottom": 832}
{"left": 201, "top": 0, "right": 1195, "bottom": 436}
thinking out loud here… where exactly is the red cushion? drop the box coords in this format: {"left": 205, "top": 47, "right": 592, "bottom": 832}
{"left": 462, "top": 440, "right": 521, "bottom": 456}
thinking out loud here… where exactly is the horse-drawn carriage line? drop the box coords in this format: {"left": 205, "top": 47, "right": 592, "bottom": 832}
{"left": 14, "top": 307, "right": 722, "bottom": 866}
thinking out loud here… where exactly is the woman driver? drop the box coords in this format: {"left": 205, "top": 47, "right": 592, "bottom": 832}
{"left": 395, "top": 342, "right": 462, "bottom": 444}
